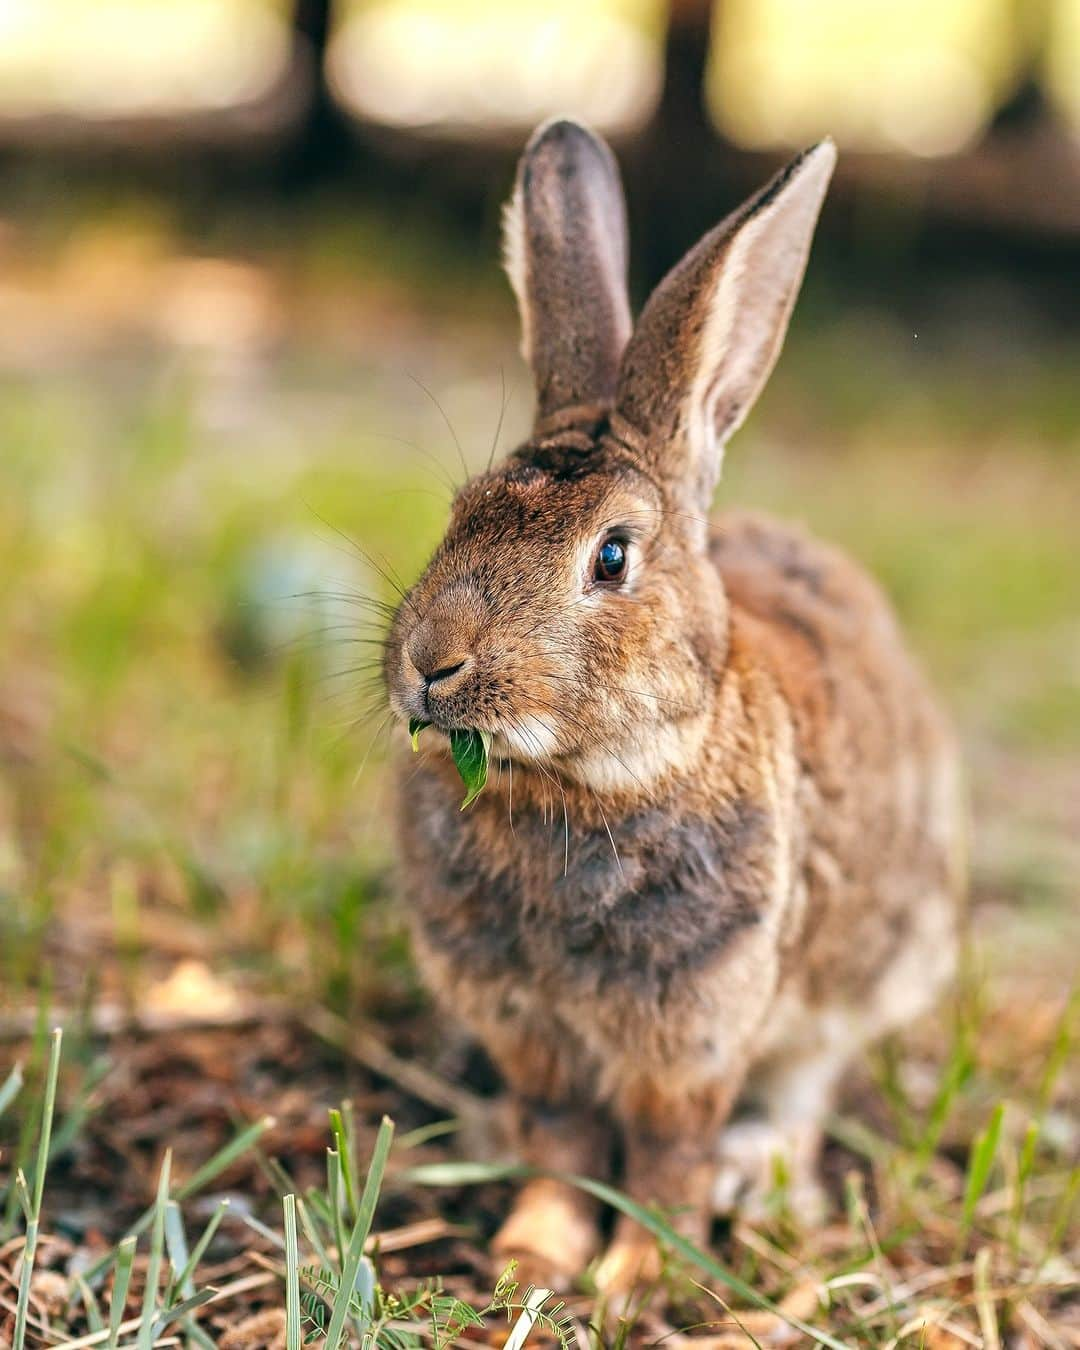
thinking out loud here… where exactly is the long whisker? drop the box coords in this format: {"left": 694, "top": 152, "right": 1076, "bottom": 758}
{"left": 537, "top": 668, "right": 695, "bottom": 714}
{"left": 505, "top": 710, "right": 570, "bottom": 869}
{"left": 407, "top": 371, "right": 470, "bottom": 483}
{"left": 304, "top": 504, "right": 420, "bottom": 618}
{"left": 589, "top": 784, "right": 623, "bottom": 874}
{"left": 363, "top": 431, "right": 459, "bottom": 497}
{"left": 353, "top": 709, "right": 395, "bottom": 783}
{"left": 487, "top": 366, "right": 511, "bottom": 473}
{"left": 515, "top": 693, "right": 658, "bottom": 805}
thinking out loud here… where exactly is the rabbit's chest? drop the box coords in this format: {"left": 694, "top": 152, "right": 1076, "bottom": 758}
{"left": 409, "top": 790, "right": 774, "bottom": 1004}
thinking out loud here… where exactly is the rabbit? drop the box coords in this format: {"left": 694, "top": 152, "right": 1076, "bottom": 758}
{"left": 383, "top": 118, "right": 964, "bottom": 1295}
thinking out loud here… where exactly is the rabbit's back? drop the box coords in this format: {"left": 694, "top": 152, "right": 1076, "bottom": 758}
{"left": 711, "top": 511, "right": 963, "bottom": 1036}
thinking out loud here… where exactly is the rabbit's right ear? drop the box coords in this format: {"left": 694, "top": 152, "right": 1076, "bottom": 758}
{"left": 503, "top": 118, "right": 632, "bottom": 435}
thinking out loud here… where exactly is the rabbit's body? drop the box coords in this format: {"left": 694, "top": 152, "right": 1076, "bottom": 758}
{"left": 400, "top": 508, "right": 959, "bottom": 1118}
{"left": 385, "top": 120, "right": 963, "bottom": 1290}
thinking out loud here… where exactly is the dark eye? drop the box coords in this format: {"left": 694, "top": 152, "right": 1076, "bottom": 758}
{"left": 593, "top": 537, "right": 628, "bottom": 584}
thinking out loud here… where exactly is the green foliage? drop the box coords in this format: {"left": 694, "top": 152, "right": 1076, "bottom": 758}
{"left": 408, "top": 724, "right": 492, "bottom": 808}
{"left": 294, "top": 1259, "right": 574, "bottom": 1350}
{"left": 961, "top": 1102, "right": 1005, "bottom": 1242}
{"left": 449, "top": 729, "right": 491, "bottom": 809}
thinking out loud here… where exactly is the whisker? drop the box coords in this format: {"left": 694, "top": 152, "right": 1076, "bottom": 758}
{"left": 537, "top": 668, "right": 695, "bottom": 714}
{"left": 407, "top": 371, "right": 470, "bottom": 484}
{"left": 363, "top": 431, "right": 459, "bottom": 497}
{"left": 487, "top": 366, "right": 511, "bottom": 473}
{"left": 304, "top": 504, "right": 419, "bottom": 617}
{"left": 353, "top": 709, "right": 395, "bottom": 783}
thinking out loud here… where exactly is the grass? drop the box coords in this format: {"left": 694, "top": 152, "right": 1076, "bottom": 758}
{"left": 1, "top": 990, "right": 1076, "bottom": 1344}
{"left": 0, "top": 194, "right": 1078, "bottom": 1343}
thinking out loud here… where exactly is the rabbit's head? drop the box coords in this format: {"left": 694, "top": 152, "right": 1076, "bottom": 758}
{"left": 385, "top": 120, "right": 835, "bottom": 793}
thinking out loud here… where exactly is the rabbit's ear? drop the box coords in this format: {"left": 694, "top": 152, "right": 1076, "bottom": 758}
{"left": 503, "top": 118, "right": 632, "bottom": 433}
{"left": 613, "top": 141, "right": 835, "bottom": 517}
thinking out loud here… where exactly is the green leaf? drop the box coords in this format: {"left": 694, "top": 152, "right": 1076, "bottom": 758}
{"left": 408, "top": 718, "right": 429, "bottom": 752}
{"left": 961, "top": 1101, "right": 1005, "bottom": 1238}
{"left": 450, "top": 729, "right": 490, "bottom": 809}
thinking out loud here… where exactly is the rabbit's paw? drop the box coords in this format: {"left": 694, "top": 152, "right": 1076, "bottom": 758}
{"left": 713, "top": 1119, "right": 827, "bottom": 1226}
{"left": 593, "top": 1232, "right": 662, "bottom": 1299}
{"left": 491, "top": 1181, "right": 598, "bottom": 1293}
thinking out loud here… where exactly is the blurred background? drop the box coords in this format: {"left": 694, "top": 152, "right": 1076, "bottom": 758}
{"left": 1, "top": 0, "right": 1078, "bottom": 1034}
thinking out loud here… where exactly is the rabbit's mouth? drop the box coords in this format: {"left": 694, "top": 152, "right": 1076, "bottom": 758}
{"left": 408, "top": 715, "right": 559, "bottom": 764}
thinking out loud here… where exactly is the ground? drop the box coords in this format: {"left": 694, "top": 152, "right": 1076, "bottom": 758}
{"left": 0, "top": 193, "right": 1077, "bottom": 1346}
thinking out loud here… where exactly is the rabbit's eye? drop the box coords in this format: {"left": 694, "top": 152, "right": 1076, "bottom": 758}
{"left": 593, "top": 538, "right": 628, "bottom": 584}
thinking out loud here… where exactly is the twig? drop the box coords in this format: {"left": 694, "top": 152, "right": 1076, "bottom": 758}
{"left": 48, "top": 1273, "right": 276, "bottom": 1350}
{"left": 973, "top": 1248, "right": 1001, "bottom": 1350}
{"left": 301, "top": 1007, "right": 482, "bottom": 1120}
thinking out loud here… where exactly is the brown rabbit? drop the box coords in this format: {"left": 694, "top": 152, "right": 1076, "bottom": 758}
{"left": 384, "top": 119, "right": 963, "bottom": 1294}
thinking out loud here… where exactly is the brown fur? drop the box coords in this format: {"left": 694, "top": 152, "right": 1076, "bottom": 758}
{"left": 383, "top": 121, "right": 963, "bottom": 1292}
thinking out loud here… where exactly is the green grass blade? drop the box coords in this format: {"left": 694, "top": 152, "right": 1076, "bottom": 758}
{"left": 1046, "top": 1164, "right": 1079, "bottom": 1258}
{"left": 75, "top": 1274, "right": 104, "bottom": 1335}
{"left": 568, "top": 1173, "right": 848, "bottom": 1350}
{"left": 150, "top": 1287, "right": 219, "bottom": 1339}
{"left": 237, "top": 1208, "right": 286, "bottom": 1249}
{"left": 323, "top": 1116, "right": 394, "bottom": 1350}
{"left": 46, "top": 1055, "right": 110, "bottom": 1172}
{"left": 327, "top": 1147, "right": 347, "bottom": 1273}
{"left": 181, "top": 1314, "right": 218, "bottom": 1350}
{"left": 107, "top": 1236, "right": 137, "bottom": 1350}
{"left": 11, "top": 1029, "right": 62, "bottom": 1350}
{"left": 0, "top": 1061, "right": 23, "bottom": 1118}
{"left": 173, "top": 1199, "right": 230, "bottom": 1297}
{"left": 14, "top": 1169, "right": 33, "bottom": 1224}
{"left": 12, "top": 1216, "right": 39, "bottom": 1350}
{"left": 284, "top": 1194, "right": 302, "bottom": 1350}
{"left": 304, "top": 1185, "right": 334, "bottom": 1229}
{"left": 404, "top": 1160, "right": 528, "bottom": 1186}
{"left": 295, "top": 1195, "right": 334, "bottom": 1273}
{"left": 2, "top": 1003, "right": 48, "bottom": 1235}
{"left": 329, "top": 1108, "right": 358, "bottom": 1222}
{"left": 1010, "top": 1118, "right": 1041, "bottom": 1254}
{"left": 82, "top": 1115, "right": 272, "bottom": 1284}
{"left": 961, "top": 1102, "right": 1005, "bottom": 1240}
{"left": 31, "top": 1028, "right": 63, "bottom": 1216}
{"left": 1037, "top": 984, "right": 1078, "bottom": 1115}
{"left": 174, "top": 1115, "right": 275, "bottom": 1200}
{"left": 163, "top": 1200, "right": 190, "bottom": 1304}
{"left": 396, "top": 1118, "right": 461, "bottom": 1150}
{"left": 137, "top": 1149, "right": 172, "bottom": 1350}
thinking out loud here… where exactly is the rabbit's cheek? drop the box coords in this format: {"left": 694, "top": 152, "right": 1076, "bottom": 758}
{"left": 497, "top": 713, "right": 561, "bottom": 761}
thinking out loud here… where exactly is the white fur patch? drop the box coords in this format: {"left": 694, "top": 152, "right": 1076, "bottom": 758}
{"left": 498, "top": 713, "right": 559, "bottom": 761}
{"left": 501, "top": 182, "right": 531, "bottom": 363}
{"left": 567, "top": 712, "right": 710, "bottom": 794}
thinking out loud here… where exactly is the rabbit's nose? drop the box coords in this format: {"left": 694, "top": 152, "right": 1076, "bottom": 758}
{"left": 422, "top": 656, "right": 471, "bottom": 688}
{"left": 406, "top": 626, "right": 474, "bottom": 692}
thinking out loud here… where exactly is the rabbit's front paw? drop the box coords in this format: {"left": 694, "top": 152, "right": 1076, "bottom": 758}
{"left": 593, "top": 1232, "right": 662, "bottom": 1299}
{"left": 491, "top": 1180, "right": 599, "bottom": 1292}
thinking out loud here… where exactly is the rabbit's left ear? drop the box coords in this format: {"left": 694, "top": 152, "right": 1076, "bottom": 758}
{"left": 504, "top": 118, "right": 632, "bottom": 435}
{"left": 613, "top": 141, "right": 836, "bottom": 518}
